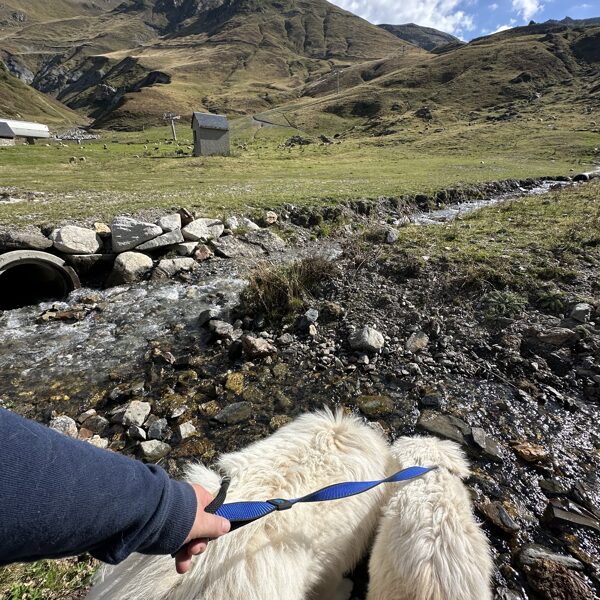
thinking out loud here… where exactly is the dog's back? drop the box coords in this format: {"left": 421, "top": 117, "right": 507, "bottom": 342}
{"left": 367, "top": 436, "right": 493, "bottom": 600}
{"left": 88, "top": 409, "right": 390, "bottom": 600}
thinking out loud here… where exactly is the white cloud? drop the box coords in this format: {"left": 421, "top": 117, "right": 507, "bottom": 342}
{"left": 511, "top": 0, "right": 542, "bottom": 21}
{"left": 329, "top": 0, "right": 475, "bottom": 36}
{"left": 492, "top": 23, "right": 513, "bottom": 32}
{"left": 489, "top": 3, "right": 499, "bottom": 9}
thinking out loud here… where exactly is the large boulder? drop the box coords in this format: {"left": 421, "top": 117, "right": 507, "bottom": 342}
{"left": 50, "top": 226, "right": 101, "bottom": 255}
{"left": 211, "top": 236, "right": 265, "bottom": 258}
{"left": 182, "top": 219, "right": 224, "bottom": 242}
{"left": 111, "top": 217, "right": 162, "bottom": 252}
{"left": 109, "top": 252, "right": 153, "bottom": 285}
{"left": 157, "top": 214, "right": 182, "bottom": 232}
{"left": 136, "top": 230, "right": 184, "bottom": 251}
{"left": 151, "top": 257, "right": 198, "bottom": 280}
{"left": 0, "top": 227, "right": 53, "bottom": 251}
{"left": 243, "top": 230, "right": 286, "bottom": 253}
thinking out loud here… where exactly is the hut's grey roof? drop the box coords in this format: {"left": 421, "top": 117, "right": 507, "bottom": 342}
{"left": 191, "top": 112, "right": 229, "bottom": 131}
{"left": 0, "top": 118, "right": 50, "bottom": 139}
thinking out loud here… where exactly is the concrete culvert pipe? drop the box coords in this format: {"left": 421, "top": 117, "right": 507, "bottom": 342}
{"left": 0, "top": 250, "right": 81, "bottom": 310}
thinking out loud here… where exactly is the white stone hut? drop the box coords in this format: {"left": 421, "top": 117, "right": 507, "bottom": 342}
{"left": 0, "top": 118, "right": 50, "bottom": 146}
{"left": 191, "top": 112, "right": 230, "bottom": 157}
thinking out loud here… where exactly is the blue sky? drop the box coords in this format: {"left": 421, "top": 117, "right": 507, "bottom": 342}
{"left": 328, "top": 0, "right": 598, "bottom": 40}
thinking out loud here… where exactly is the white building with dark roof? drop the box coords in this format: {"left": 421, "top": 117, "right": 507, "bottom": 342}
{"left": 191, "top": 112, "right": 230, "bottom": 157}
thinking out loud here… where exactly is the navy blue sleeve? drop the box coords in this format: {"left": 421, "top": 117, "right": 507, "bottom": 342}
{"left": 0, "top": 408, "right": 197, "bottom": 565}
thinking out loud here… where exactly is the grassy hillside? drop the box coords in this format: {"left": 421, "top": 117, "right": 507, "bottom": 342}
{"left": 0, "top": 63, "right": 83, "bottom": 124}
{"left": 0, "top": 0, "right": 412, "bottom": 129}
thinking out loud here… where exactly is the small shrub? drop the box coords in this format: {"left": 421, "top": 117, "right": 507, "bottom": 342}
{"left": 241, "top": 257, "right": 335, "bottom": 322}
{"left": 481, "top": 290, "right": 527, "bottom": 322}
{"left": 533, "top": 285, "right": 566, "bottom": 315}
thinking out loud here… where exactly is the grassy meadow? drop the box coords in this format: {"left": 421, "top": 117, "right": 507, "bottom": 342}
{"left": 0, "top": 109, "right": 597, "bottom": 226}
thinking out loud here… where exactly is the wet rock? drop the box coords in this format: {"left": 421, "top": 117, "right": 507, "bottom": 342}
{"left": 270, "top": 415, "right": 292, "bottom": 430}
{"left": 64, "top": 253, "right": 115, "bottom": 276}
{"left": 211, "top": 236, "right": 264, "bottom": 258}
{"left": 81, "top": 415, "right": 109, "bottom": 435}
{"left": 540, "top": 478, "right": 572, "bottom": 497}
{"left": 417, "top": 411, "right": 471, "bottom": 445}
{"left": 147, "top": 418, "right": 170, "bottom": 441}
{"left": 406, "top": 331, "right": 429, "bottom": 353}
{"left": 49, "top": 416, "right": 78, "bottom": 438}
{"left": 471, "top": 427, "right": 504, "bottom": 462}
{"left": 111, "top": 217, "right": 162, "bottom": 252}
{"left": 511, "top": 441, "right": 548, "bottom": 463}
{"left": 419, "top": 387, "right": 446, "bottom": 409}
{"left": 243, "top": 230, "right": 286, "bottom": 253}
{"left": 141, "top": 440, "right": 171, "bottom": 460}
{"left": 176, "top": 421, "right": 196, "bottom": 440}
{"left": 77, "top": 409, "right": 97, "bottom": 424}
{"left": 536, "top": 328, "right": 580, "bottom": 347}
{"left": 570, "top": 303, "right": 591, "bottom": 323}
{"left": 199, "top": 307, "right": 222, "bottom": 327}
{"left": 524, "top": 559, "right": 594, "bottom": 600}
{"left": 349, "top": 326, "right": 385, "bottom": 352}
{"left": 208, "top": 319, "right": 236, "bottom": 340}
{"left": 157, "top": 214, "right": 181, "bottom": 232}
{"left": 0, "top": 227, "right": 53, "bottom": 251}
{"left": 543, "top": 498, "right": 600, "bottom": 531}
{"left": 478, "top": 500, "right": 520, "bottom": 533}
{"left": 518, "top": 544, "right": 584, "bottom": 570}
{"left": 174, "top": 242, "right": 198, "bottom": 256}
{"left": 225, "top": 372, "right": 245, "bottom": 395}
{"left": 193, "top": 244, "right": 214, "bottom": 262}
{"left": 108, "top": 251, "right": 153, "bottom": 285}
{"left": 50, "top": 225, "right": 101, "bottom": 255}
{"left": 356, "top": 395, "right": 395, "bottom": 417}
{"left": 37, "top": 307, "right": 86, "bottom": 323}
{"left": 127, "top": 425, "right": 147, "bottom": 441}
{"left": 214, "top": 402, "right": 252, "bottom": 424}
{"left": 136, "top": 229, "right": 184, "bottom": 251}
{"left": 241, "top": 335, "right": 277, "bottom": 358}
{"left": 182, "top": 218, "right": 224, "bottom": 242}
{"left": 111, "top": 400, "right": 151, "bottom": 428}
{"left": 152, "top": 257, "right": 198, "bottom": 280}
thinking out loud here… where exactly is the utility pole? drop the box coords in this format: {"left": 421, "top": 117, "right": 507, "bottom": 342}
{"left": 163, "top": 112, "right": 181, "bottom": 142}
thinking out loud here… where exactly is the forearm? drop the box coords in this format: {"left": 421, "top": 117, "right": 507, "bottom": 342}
{"left": 0, "top": 408, "right": 197, "bottom": 565}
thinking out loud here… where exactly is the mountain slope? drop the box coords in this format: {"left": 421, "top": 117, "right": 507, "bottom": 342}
{"left": 283, "top": 23, "right": 600, "bottom": 132}
{"left": 0, "top": 0, "right": 416, "bottom": 128}
{"left": 378, "top": 23, "right": 461, "bottom": 51}
{"left": 0, "top": 62, "right": 82, "bottom": 124}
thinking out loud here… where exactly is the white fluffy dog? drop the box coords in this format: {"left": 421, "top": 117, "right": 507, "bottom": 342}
{"left": 87, "top": 409, "right": 391, "bottom": 600}
{"left": 367, "top": 436, "right": 493, "bottom": 600}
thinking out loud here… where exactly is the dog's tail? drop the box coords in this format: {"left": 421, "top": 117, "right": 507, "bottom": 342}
{"left": 86, "top": 464, "right": 223, "bottom": 600}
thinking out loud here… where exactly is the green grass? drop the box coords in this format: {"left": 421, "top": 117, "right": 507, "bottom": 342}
{"left": 381, "top": 180, "right": 600, "bottom": 300}
{"left": 0, "top": 557, "right": 97, "bottom": 600}
{"left": 0, "top": 115, "right": 596, "bottom": 226}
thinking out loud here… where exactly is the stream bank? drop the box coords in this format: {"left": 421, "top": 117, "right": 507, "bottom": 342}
{"left": 0, "top": 177, "right": 599, "bottom": 599}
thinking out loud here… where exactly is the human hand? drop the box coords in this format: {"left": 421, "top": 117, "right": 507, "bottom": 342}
{"left": 175, "top": 483, "right": 231, "bottom": 574}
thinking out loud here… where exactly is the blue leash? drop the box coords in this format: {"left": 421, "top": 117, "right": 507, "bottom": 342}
{"left": 207, "top": 466, "right": 434, "bottom": 527}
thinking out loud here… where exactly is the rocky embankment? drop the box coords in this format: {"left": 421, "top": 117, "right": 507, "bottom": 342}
{"left": 0, "top": 179, "right": 599, "bottom": 599}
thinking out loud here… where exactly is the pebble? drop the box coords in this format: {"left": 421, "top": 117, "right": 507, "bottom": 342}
{"left": 348, "top": 326, "right": 385, "bottom": 352}
{"left": 127, "top": 425, "right": 147, "bottom": 441}
{"left": 214, "top": 402, "right": 253, "bottom": 424}
{"left": 140, "top": 440, "right": 171, "bottom": 460}
{"left": 471, "top": 427, "right": 504, "bottom": 462}
{"left": 111, "top": 401, "right": 152, "bottom": 428}
{"left": 147, "top": 418, "right": 170, "bottom": 441}
{"left": 176, "top": 421, "right": 197, "bottom": 440}
{"left": 406, "top": 331, "right": 429, "bottom": 353}
{"left": 87, "top": 436, "right": 109, "bottom": 450}
{"left": 241, "top": 335, "right": 277, "bottom": 358}
{"left": 49, "top": 416, "right": 78, "bottom": 438}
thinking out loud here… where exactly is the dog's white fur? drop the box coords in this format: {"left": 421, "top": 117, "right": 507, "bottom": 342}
{"left": 87, "top": 409, "right": 391, "bottom": 600}
{"left": 367, "top": 436, "right": 493, "bottom": 600}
